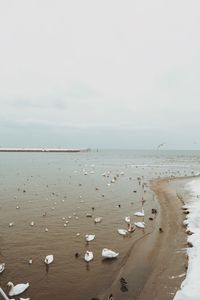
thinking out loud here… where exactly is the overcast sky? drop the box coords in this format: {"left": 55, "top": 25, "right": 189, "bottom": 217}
{"left": 0, "top": 0, "right": 200, "bottom": 149}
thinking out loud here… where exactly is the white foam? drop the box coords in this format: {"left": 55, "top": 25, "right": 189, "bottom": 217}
{"left": 174, "top": 179, "right": 200, "bottom": 300}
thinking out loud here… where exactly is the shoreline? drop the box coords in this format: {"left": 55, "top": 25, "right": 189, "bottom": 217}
{"left": 100, "top": 176, "right": 194, "bottom": 300}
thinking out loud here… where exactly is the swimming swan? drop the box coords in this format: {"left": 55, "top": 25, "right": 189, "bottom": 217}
{"left": 134, "top": 221, "right": 145, "bottom": 229}
{"left": 7, "top": 282, "right": 29, "bottom": 296}
{"left": 125, "top": 216, "right": 131, "bottom": 223}
{"left": 134, "top": 207, "right": 145, "bottom": 217}
{"left": 102, "top": 248, "right": 119, "bottom": 258}
{"left": 0, "top": 263, "right": 5, "bottom": 273}
{"left": 117, "top": 229, "right": 128, "bottom": 236}
{"left": 84, "top": 251, "right": 93, "bottom": 262}
{"left": 44, "top": 255, "right": 54, "bottom": 264}
{"left": 85, "top": 234, "right": 95, "bottom": 242}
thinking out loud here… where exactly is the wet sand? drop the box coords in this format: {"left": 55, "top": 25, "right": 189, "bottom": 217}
{"left": 100, "top": 177, "right": 189, "bottom": 300}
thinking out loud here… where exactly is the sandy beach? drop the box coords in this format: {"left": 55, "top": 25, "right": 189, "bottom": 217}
{"left": 99, "top": 177, "right": 190, "bottom": 300}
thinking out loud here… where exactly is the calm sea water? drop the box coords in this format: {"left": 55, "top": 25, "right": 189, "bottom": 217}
{"left": 0, "top": 150, "right": 199, "bottom": 300}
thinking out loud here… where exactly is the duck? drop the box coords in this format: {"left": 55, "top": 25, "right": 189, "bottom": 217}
{"left": 117, "top": 229, "right": 128, "bottom": 236}
{"left": 85, "top": 234, "right": 95, "bottom": 242}
{"left": 0, "top": 263, "right": 5, "bottom": 273}
{"left": 84, "top": 251, "right": 93, "bottom": 262}
{"left": 7, "top": 282, "right": 29, "bottom": 296}
{"left": 44, "top": 255, "right": 54, "bottom": 264}
{"left": 102, "top": 248, "right": 119, "bottom": 258}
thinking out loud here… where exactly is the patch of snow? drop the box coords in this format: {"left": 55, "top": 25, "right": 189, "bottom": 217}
{"left": 174, "top": 179, "right": 200, "bottom": 300}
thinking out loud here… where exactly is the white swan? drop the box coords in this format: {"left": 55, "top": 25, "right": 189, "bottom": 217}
{"left": 134, "top": 207, "right": 145, "bottom": 217}
{"left": 84, "top": 251, "right": 93, "bottom": 262}
{"left": 0, "top": 263, "right": 5, "bottom": 273}
{"left": 20, "top": 298, "right": 30, "bottom": 300}
{"left": 7, "top": 282, "right": 29, "bottom": 296}
{"left": 85, "top": 234, "right": 95, "bottom": 242}
{"left": 117, "top": 229, "right": 128, "bottom": 236}
{"left": 134, "top": 221, "right": 145, "bottom": 229}
{"left": 125, "top": 216, "right": 130, "bottom": 223}
{"left": 44, "top": 255, "right": 54, "bottom": 264}
{"left": 94, "top": 217, "right": 103, "bottom": 224}
{"left": 102, "top": 248, "right": 119, "bottom": 258}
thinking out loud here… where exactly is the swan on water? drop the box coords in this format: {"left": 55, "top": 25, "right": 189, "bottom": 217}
{"left": 28, "top": 259, "right": 32, "bottom": 264}
{"left": 134, "top": 222, "right": 145, "bottom": 229}
{"left": 94, "top": 217, "right": 103, "bottom": 224}
{"left": 9, "top": 222, "right": 14, "bottom": 227}
{"left": 85, "top": 234, "right": 95, "bottom": 242}
{"left": 102, "top": 248, "right": 119, "bottom": 258}
{"left": 0, "top": 263, "right": 5, "bottom": 273}
{"left": 117, "top": 229, "right": 128, "bottom": 236}
{"left": 134, "top": 207, "right": 145, "bottom": 217}
{"left": 20, "top": 298, "right": 30, "bottom": 300}
{"left": 125, "top": 216, "right": 130, "bottom": 223}
{"left": 44, "top": 255, "right": 54, "bottom": 265}
{"left": 7, "top": 282, "right": 29, "bottom": 296}
{"left": 84, "top": 251, "right": 93, "bottom": 262}
{"left": 30, "top": 221, "right": 34, "bottom": 226}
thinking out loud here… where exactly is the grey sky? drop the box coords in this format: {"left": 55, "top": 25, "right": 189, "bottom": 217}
{"left": 0, "top": 0, "right": 200, "bottom": 149}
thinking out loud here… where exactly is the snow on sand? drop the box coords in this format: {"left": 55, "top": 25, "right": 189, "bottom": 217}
{"left": 174, "top": 179, "right": 200, "bottom": 300}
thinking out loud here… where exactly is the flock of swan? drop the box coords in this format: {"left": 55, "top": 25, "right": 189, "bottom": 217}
{"left": 0, "top": 167, "right": 151, "bottom": 299}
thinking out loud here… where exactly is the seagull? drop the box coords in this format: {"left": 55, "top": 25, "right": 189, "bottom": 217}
{"left": 7, "top": 282, "right": 29, "bottom": 296}
{"left": 157, "top": 143, "right": 165, "bottom": 150}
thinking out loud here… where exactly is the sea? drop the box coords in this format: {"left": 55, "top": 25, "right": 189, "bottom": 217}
{"left": 0, "top": 150, "right": 200, "bottom": 300}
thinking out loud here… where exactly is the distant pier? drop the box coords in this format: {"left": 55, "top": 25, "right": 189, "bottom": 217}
{"left": 0, "top": 148, "right": 90, "bottom": 153}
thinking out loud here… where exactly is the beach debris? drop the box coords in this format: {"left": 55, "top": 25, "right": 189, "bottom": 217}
{"left": 85, "top": 234, "right": 95, "bottom": 242}
{"left": 120, "top": 277, "right": 128, "bottom": 292}
{"left": 0, "top": 263, "right": 5, "bottom": 273}
{"left": 16, "top": 205, "right": 20, "bottom": 209}
{"left": 108, "top": 294, "right": 114, "bottom": 300}
{"left": 102, "top": 248, "right": 119, "bottom": 258}
{"left": 30, "top": 221, "right": 34, "bottom": 226}
{"left": 45, "top": 228, "right": 49, "bottom": 232}
{"left": 134, "top": 222, "right": 145, "bottom": 229}
{"left": 7, "top": 282, "right": 29, "bottom": 296}
{"left": 76, "top": 233, "right": 80, "bottom": 237}
{"left": 169, "top": 273, "right": 186, "bottom": 279}
{"left": 187, "top": 241, "right": 193, "bottom": 248}
{"left": 44, "top": 255, "right": 54, "bottom": 265}
{"left": 9, "top": 222, "right": 14, "bottom": 227}
{"left": 117, "top": 229, "right": 128, "bottom": 236}
{"left": 152, "top": 208, "right": 157, "bottom": 214}
{"left": 94, "top": 217, "right": 103, "bottom": 224}
{"left": 84, "top": 251, "right": 93, "bottom": 262}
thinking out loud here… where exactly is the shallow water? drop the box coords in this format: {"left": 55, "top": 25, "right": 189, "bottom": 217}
{"left": 0, "top": 150, "right": 199, "bottom": 299}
